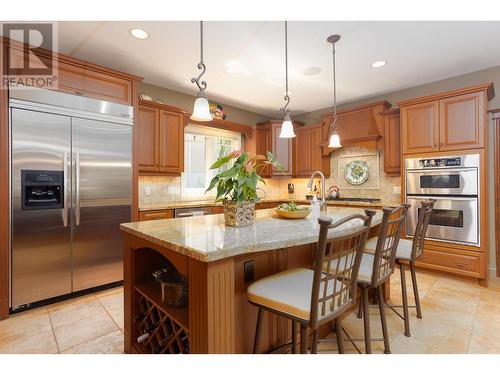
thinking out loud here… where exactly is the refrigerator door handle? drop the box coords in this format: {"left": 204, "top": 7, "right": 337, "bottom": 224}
{"left": 76, "top": 151, "right": 81, "bottom": 226}
{"left": 63, "top": 151, "right": 69, "bottom": 227}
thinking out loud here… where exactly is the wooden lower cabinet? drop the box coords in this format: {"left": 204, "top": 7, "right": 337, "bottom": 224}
{"left": 211, "top": 206, "right": 224, "bottom": 214}
{"left": 415, "top": 243, "right": 486, "bottom": 279}
{"left": 139, "top": 210, "right": 173, "bottom": 221}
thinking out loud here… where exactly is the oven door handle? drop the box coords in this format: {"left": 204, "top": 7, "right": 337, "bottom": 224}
{"left": 407, "top": 195, "right": 478, "bottom": 201}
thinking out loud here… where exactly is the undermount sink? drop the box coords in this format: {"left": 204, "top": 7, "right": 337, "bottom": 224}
{"left": 326, "top": 197, "right": 381, "bottom": 203}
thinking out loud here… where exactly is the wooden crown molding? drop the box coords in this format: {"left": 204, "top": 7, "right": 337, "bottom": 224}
{"left": 139, "top": 99, "right": 188, "bottom": 114}
{"left": 397, "top": 82, "right": 495, "bottom": 107}
{"left": 380, "top": 108, "right": 400, "bottom": 116}
{"left": 321, "top": 100, "right": 392, "bottom": 119}
{"left": 1, "top": 37, "right": 143, "bottom": 82}
{"left": 188, "top": 117, "right": 253, "bottom": 139}
{"left": 489, "top": 108, "right": 500, "bottom": 119}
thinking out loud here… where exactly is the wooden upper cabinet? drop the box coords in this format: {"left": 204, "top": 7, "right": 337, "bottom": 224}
{"left": 137, "top": 106, "right": 159, "bottom": 172}
{"left": 382, "top": 109, "right": 401, "bottom": 175}
{"left": 57, "top": 62, "right": 133, "bottom": 104}
{"left": 401, "top": 101, "right": 439, "bottom": 154}
{"left": 254, "top": 126, "right": 272, "bottom": 177}
{"left": 399, "top": 83, "right": 493, "bottom": 155}
{"left": 137, "top": 101, "right": 185, "bottom": 175}
{"left": 293, "top": 126, "right": 310, "bottom": 177}
{"left": 159, "top": 110, "right": 184, "bottom": 174}
{"left": 293, "top": 123, "right": 329, "bottom": 177}
{"left": 439, "top": 92, "right": 484, "bottom": 151}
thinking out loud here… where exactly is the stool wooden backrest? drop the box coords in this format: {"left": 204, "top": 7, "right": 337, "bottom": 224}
{"left": 310, "top": 209, "right": 376, "bottom": 330}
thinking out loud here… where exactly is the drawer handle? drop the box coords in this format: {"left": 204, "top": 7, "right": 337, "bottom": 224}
{"left": 454, "top": 262, "right": 468, "bottom": 268}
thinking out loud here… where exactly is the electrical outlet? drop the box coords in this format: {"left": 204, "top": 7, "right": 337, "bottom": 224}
{"left": 144, "top": 185, "right": 151, "bottom": 196}
{"left": 393, "top": 186, "right": 401, "bottom": 195}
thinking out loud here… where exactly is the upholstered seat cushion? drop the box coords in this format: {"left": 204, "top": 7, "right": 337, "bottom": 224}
{"left": 247, "top": 268, "right": 346, "bottom": 321}
{"left": 364, "top": 237, "right": 413, "bottom": 261}
{"left": 357, "top": 253, "right": 374, "bottom": 285}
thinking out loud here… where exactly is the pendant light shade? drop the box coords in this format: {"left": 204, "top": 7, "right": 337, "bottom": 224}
{"left": 328, "top": 126, "right": 341, "bottom": 148}
{"left": 327, "top": 34, "right": 341, "bottom": 148}
{"left": 190, "top": 92, "right": 212, "bottom": 122}
{"left": 279, "top": 114, "right": 295, "bottom": 138}
{"left": 278, "top": 21, "right": 295, "bottom": 139}
{"left": 190, "top": 21, "right": 213, "bottom": 122}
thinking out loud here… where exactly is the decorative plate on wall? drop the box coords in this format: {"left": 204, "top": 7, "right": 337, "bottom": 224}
{"left": 344, "top": 160, "right": 369, "bottom": 185}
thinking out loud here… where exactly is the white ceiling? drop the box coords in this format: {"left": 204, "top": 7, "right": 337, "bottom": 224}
{"left": 53, "top": 21, "right": 500, "bottom": 117}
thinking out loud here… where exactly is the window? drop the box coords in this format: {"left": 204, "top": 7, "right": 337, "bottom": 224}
{"left": 181, "top": 124, "right": 242, "bottom": 198}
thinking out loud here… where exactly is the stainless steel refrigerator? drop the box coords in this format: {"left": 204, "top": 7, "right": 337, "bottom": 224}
{"left": 9, "top": 88, "right": 133, "bottom": 310}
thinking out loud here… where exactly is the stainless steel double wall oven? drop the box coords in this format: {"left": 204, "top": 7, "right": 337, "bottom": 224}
{"left": 405, "top": 154, "right": 480, "bottom": 246}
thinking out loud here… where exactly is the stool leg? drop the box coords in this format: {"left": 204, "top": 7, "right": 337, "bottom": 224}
{"left": 361, "top": 287, "right": 371, "bottom": 354}
{"left": 410, "top": 261, "right": 422, "bottom": 319}
{"left": 300, "top": 323, "right": 308, "bottom": 354}
{"left": 357, "top": 299, "right": 362, "bottom": 319}
{"left": 377, "top": 285, "right": 391, "bottom": 354}
{"left": 311, "top": 329, "right": 319, "bottom": 354}
{"left": 335, "top": 318, "right": 345, "bottom": 354}
{"left": 253, "top": 308, "right": 263, "bottom": 354}
{"left": 400, "top": 263, "right": 411, "bottom": 337}
{"left": 291, "top": 320, "right": 298, "bottom": 354}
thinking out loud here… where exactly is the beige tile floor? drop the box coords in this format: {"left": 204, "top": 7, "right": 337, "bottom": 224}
{"left": 0, "top": 268, "right": 499, "bottom": 354}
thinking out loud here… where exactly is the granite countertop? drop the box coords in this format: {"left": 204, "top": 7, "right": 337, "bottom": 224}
{"left": 121, "top": 207, "right": 382, "bottom": 263}
{"left": 138, "top": 198, "right": 386, "bottom": 211}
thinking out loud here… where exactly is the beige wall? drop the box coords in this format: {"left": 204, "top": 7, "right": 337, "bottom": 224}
{"left": 140, "top": 82, "right": 271, "bottom": 126}
{"left": 296, "top": 64, "right": 500, "bottom": 272}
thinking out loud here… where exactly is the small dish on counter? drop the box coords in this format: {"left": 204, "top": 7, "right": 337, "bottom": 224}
{"left": 275, "top": 202, "right": 312, "bottom": 219}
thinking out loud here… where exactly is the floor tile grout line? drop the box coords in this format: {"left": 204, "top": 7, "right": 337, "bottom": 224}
{"left": 59, "top": 329, "right": 122, "bottom": 354}
{"left": 465, "top": 291, "right": 482, "bottom": 354}
{"left": 95, "top": 294, "right": 122, "bottom": 332}
{"left": 47, "top": 310, "right": 61, "bottom": 354}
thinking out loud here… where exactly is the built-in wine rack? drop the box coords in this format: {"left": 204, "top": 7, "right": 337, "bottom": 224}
{"left": 133, "top": 286, "right": 190, "bottom": 354}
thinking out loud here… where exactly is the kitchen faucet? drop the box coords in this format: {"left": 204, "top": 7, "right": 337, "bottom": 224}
{"left": 307, "top": 171, "right": 327, "bottom": 212}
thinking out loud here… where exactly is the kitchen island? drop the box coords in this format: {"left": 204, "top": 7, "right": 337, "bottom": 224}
{"left": 120, "top": 207, "right": 383, "bottom": 354}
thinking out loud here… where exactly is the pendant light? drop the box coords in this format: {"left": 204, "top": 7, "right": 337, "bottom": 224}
{"left": 279, "top": 21, "right": 295, "bottom": 139}
{"left": 190, "top": 21, "right": 213, "bottom": 122}
{"left": 327, "top": 34, "right": 342, "bottom": 148}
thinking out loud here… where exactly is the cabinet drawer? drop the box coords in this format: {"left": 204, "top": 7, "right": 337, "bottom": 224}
{"left": 57, "top": 62, "right": 132, "bottom": 104}
{"left": 416, "top": 249, "right": 480, "bottom": 276}
{"left": 211, "top": 206, "right": 224, "bottom": 214}
{"left": 139, "top": 210, "right": 173, "bottom": 221}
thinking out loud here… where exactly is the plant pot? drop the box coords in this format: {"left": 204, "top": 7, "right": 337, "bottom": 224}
{"left": 223, "top": 200, "right": 255, "bottom": 227}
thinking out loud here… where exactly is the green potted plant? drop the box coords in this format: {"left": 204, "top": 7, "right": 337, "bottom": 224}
{"left": 205, "top": 150, "right": 281, "bottom": 226}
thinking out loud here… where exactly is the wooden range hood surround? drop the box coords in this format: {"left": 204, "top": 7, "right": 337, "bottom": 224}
{"left": 320, "top": 100, "right": 391, "bottom": 155}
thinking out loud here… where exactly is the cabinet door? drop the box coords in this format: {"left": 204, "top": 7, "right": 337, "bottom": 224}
{"left": 271, "top": 124, "right": 292, "bottom": 176}
{"left": 293, "top": 127, "right": 310, "bottom": 176}
{"left": 137, "top": 106, "right": 159, "bottom": 172}
{"left": 439, "top": 92, "right": 484, "bottom": 151}
{"left": 383, "top": 113, "right": 401, "bottom": 175}
{"left": 255, "top": 127, "right": 272, "bottom": 177}
{"left": 308, "top": 125, "right": 323, "bottom": 173}
{"left": 401, "top": 101, "right": 439, "bottom": 154}
{"left": 159, "top": 110, "right": 184, "bottom": 174}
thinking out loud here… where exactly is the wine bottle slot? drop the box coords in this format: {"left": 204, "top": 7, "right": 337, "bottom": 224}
{"left": 136, "top": 321, "right": 160, "bottom": 344}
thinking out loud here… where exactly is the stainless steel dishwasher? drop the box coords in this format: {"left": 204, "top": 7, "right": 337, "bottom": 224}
{"left": 174, "top": 207, "right": 212, "bottom": 218}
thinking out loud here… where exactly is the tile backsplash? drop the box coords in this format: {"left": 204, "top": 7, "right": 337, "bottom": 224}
{"left": 138, "top": 146, "right": 402, "bottom": 207}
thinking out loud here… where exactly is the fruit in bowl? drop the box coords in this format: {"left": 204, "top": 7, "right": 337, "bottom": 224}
{"left": 275, "top": 202, "right": 312, "bottom": 219}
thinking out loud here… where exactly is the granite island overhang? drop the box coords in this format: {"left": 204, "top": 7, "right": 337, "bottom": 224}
{"left": 120, "top": 207, "right": 384, "bottom": 354}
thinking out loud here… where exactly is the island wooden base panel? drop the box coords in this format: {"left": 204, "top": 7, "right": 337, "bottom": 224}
{"left": 123, "top": 227, "right": 391, "bottom": 354}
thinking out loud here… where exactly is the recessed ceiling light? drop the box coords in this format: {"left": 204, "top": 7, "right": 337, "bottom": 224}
{"left": 224, "top": 66, "right": 237, "bottom": 74}
{"left": 371, "top": 60, "right": 387, "bottom": 68}
{"left": 129, "top": 28, "right": 148, "bottom": 40}
{"left": 301, "top": 66, "right": 322, "bottom": 76}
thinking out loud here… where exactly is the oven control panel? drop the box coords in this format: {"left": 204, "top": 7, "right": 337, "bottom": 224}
{"left": 418, "top": 157, "right": 461, "bottom": 168}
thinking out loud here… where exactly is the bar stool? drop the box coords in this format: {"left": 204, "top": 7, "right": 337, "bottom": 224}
{"left": 247, "top": 210, "right": 376, "bottom": 354}
{"left": 364, "top": 200, "right": 435, "bottom": 337}
{"left": 352, "top": 204, "right": 408, "bottom": 354}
